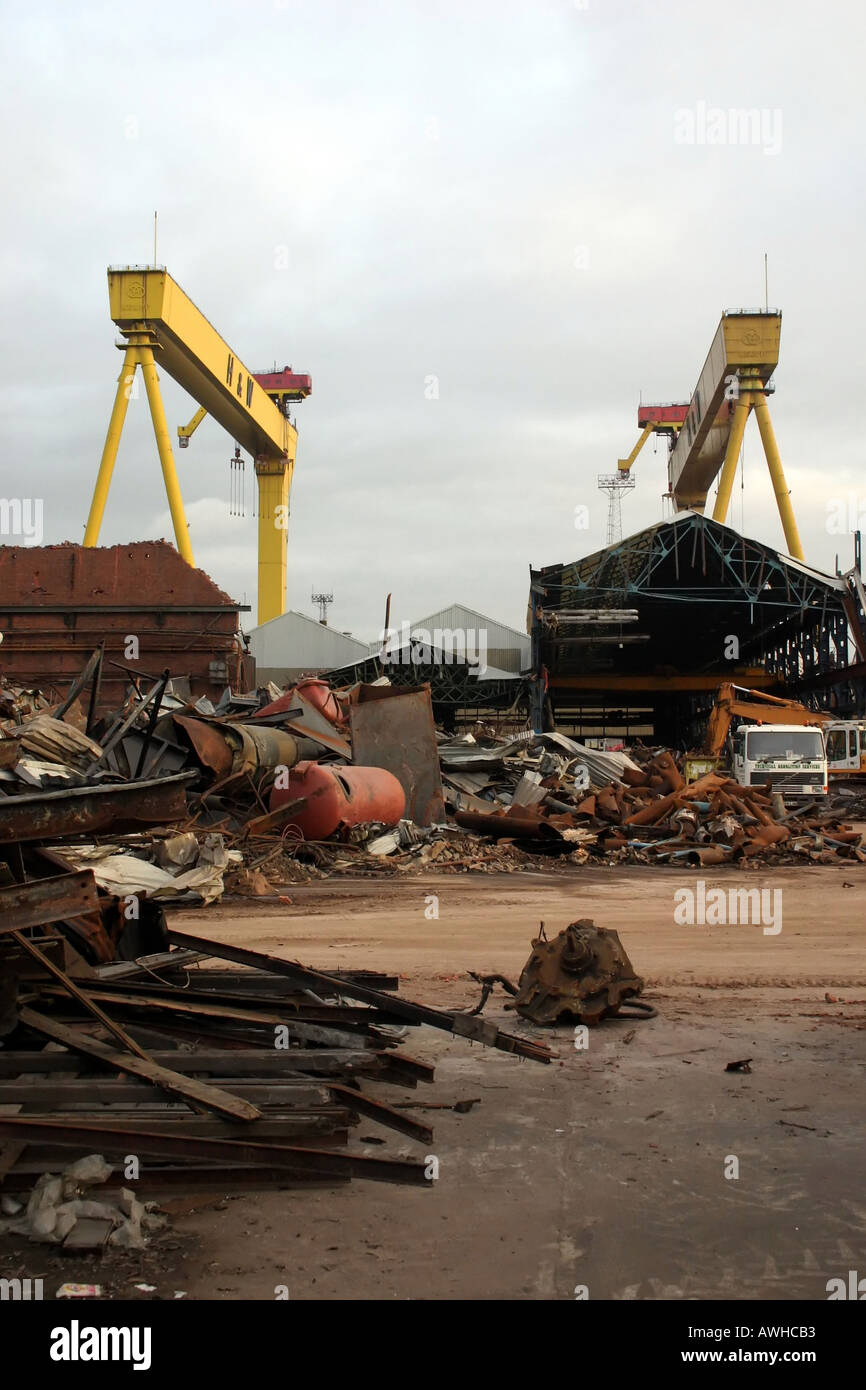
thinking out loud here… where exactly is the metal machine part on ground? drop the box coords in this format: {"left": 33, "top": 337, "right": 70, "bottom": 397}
{"left": 512, "top": 919, "right": 646, "bottom": 1025}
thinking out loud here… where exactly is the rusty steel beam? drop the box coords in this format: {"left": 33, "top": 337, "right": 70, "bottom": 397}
{"left": 0, "top": 1046, "right": 436, "bottom": 1083}
{"left": 11, "top": 933, "right": 150, "bottom": 1061}
{"left": 80, "top": 982, "right": 392, "bottom": 1024}
{"left": 0, "top": 1115, "right": 430, "bottom": 1185}
{"left": 0, "top": 1078, "right": 332, "bottom": 1106}
{"left": 167, "top": 929, "right": 554, "bottom": 1063}
{"left": 0, "top": 1166, "right": 351, "bottom": 1193}
{"left": 17, "top": 1008, "right": 262, "bottom": 1123}
{"left": 0, "top": 871, "right": 99, "bottom": 933}
{"left": 0, "top": 771, "right": 195, "bottom": 843}
{"left": 325, "top": 1082, "right": 433, "bottom": 1144}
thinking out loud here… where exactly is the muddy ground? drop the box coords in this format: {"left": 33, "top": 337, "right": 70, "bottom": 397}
{"left": 3, "top": 863, "right": 865, "bottom": 1301}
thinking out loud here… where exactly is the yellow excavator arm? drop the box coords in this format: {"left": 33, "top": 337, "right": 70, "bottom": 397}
{"left": 704, "top": 682, "right": 829, "bottom": 757}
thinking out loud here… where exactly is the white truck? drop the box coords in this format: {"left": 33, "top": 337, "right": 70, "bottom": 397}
{"left": 729, "top": 723, "right": 828, "bottom": 800}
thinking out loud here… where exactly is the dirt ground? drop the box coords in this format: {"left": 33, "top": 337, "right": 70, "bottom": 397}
{"left": 5, "top": 863, "right": 865, "bottom": 1301}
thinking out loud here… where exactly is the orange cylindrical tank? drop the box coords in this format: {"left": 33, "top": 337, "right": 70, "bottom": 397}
{"left": 269, "top": 762, "right": 406, "bottom": 840}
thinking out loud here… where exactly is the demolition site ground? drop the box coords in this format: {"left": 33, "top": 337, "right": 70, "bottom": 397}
{"left": 6, "top": 862, "right": 862, "bottom": 1302}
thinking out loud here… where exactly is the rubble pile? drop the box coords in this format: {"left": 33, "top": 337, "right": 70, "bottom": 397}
{"left": 0, "top": 931, "right": 552, "bottom": 1213}
{"left": 439, "top": 742, "right": 865, "bottom": 868}
{"left": 1, "top": 658, "right": 863, "bottom": 910}
{"left": 0, "top": 652, "right": 862, "bottom": 1216}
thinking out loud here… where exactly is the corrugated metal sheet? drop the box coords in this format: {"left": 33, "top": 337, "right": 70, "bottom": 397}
{"left": 249, "top": 611, "right": 369, "bottom": 678}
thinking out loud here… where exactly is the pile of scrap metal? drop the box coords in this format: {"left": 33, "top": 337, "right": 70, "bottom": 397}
{"left": 0, "top": 654, "right": 490, "bottom": 906}
{"left": 4, "top": 652, "right": 862, "bottom": 896}
{"left": 0, "top": 662, "right": 240, "bottom": 959}
{"left": 0, "top": 904, "right": 552, "bottom": 1215}
{"left": 440, "top": 743, "right": 865, "bottom": 867}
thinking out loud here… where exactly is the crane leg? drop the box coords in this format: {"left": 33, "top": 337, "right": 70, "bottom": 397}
{"left": 255, "top": 459, "right": 292, "bottom": 625}
{"left": 752, "top": 389, "right": 804, "bottom": 560}
{"left": 138, "top": 347, "right": 195, "bottom": 567}
{"left": 84, "top": 346, "right": 138, "bottom": 546}
{"left": 712, "top": 393, "right": 751, "bottom": 525}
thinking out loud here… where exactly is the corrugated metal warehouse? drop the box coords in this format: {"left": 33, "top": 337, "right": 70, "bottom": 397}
{"left": 248, "top": 610, "right": 369, "bottom": 686}
{"left": 377, "top": 603, "right": 531, "bottom": 675}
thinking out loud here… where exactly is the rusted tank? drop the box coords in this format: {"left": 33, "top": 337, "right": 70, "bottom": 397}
{"left": 269, "top": 761, "right": 405, "bottom": 840}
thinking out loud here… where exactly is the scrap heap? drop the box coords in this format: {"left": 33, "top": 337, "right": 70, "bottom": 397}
{"left": 0, "top": 925, "right": 550, "bottom": 1234}
{"left": 0, "top": 658, "right": 556, "bottom": 1229}
{"left": 438, "top": 740, "right": 866, "bottom": 869}
{"left": 0, "top": 649, "right": 862, "bottom": 1236}
{"left": 2, "top": 656, "right": 864, "bottom": 914}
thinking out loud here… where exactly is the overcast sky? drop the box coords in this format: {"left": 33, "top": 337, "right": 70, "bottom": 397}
{"left": 2, "top": 0, "right": 864, "bottom": 641}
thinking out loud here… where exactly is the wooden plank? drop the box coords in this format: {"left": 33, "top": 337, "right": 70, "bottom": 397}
{"left": 16, "top": 1008, "right": 262, "bottom": 1123}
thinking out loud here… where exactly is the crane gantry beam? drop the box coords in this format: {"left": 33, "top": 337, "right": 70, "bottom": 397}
{"left": 84, "top": 267, "right": 310, "bottom": 624}
{"left": 615, "top": 310, "right": 804, "bottom": 561}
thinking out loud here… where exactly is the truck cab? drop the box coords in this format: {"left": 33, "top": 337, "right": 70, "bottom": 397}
{"left": 825, "top": 721, "right": 866, "bottom": 777}
{"left": 729, "top": 723, "right": 828, "bottom": 800}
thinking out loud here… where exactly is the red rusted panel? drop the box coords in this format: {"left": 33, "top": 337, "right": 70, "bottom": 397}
{"left": 253, "top": 368, "right": 311, "bottom": 398}
{"left": 637, "top": 403, "right": 689, "bottom": 427}
{"left": 0, "top": 542, "right": 249, "bottom": 712}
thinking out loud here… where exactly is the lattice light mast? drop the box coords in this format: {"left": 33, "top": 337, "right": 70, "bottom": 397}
{"left": 597, "top": 472, "right": 636, "bottom": 545}
{"left": 312, "top": 591, "right": 333, "bottom": 625}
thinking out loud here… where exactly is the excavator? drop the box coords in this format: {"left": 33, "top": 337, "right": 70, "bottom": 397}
{"left": 702, "top": 683, "right": 866, "bottom": 797}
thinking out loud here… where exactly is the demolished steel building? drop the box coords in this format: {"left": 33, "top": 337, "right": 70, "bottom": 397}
{"left": 531, "top": 512, "right": 866, "bottom": 744}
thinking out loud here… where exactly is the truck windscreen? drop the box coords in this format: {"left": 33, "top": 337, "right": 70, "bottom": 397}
{"left": 746, "top": 730, "right": 824, "bottom": 759}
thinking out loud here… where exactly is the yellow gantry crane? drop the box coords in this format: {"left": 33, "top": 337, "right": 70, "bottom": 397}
{"left": 83, "top": 266, "right": 311, "bottom": 624}
{"left": 617, "top": 311, "right": 804, "bottom": 561}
